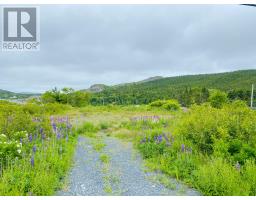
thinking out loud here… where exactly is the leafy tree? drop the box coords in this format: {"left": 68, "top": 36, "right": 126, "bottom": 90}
{"left": 209, "top": 90, "right": 228, "bottom": 108}
{"left": 41, "top": 88, "right": 90, "bottom": 107}
{"left": 41, "top": 91, "right": 56, "bottom": 103}
{"left": 69, "top": 91, "right": 90, "bottom": 107}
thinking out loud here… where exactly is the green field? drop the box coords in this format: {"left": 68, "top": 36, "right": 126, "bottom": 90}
{"left": 0, "top": 96, "right": 256, "bottom": 195}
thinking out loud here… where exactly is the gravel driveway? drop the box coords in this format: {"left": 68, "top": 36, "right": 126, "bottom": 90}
{"left": 57, "top": 136, "right": 200, "bottom": 196}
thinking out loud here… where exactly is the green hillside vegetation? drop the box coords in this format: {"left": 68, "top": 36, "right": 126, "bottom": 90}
{"left": 91, "top": 69, "right": 256, "bottom": 106}
{"left": 0, "top": 89, "right": 37, "bottom": 99}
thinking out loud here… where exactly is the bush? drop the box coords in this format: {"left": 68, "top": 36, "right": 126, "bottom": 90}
{"left": 175, "top": 102, "right": 256, "bottom": 159}
{"left": 149, "top": 100, "right": 167, "bottom": 107}
{"left": 41, "top": 88, "right": 91, "bottom": 107}
{"left": 209, "top": 90, "right": 228, "bottom": 108}
{"left": 243, "top": 159, "right": 256, "bottom": 195}
{"left": 134, "top": 100, "right": 256, "bottom": 196}
{"left": 162, "top": 100, "right": 181, "bottom": 111}
{"left": 149, "top": 99, "right": 181, "bottom": 111}
{"left": 193, "top": 158, "right": 250, "bottom": 195}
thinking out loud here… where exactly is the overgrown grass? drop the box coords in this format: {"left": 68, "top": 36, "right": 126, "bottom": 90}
{"left": 129, "top": 101, "right": 256, "bottom": 196}
{"left": 76, "top": 122, "right": 98, "bottom": 138}
{"left": 2, "top": 101, "right": 256, "bottom": 196}
{"left": 0, "top": 137, "right": 77, "bottom": 195}
{"left": 0, "top": 101, "right": 79, "bottom": 195}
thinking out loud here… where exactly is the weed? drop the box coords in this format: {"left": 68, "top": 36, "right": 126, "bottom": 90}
{"left": 100, "top": 154, "right": 110, "bottom": 164}
{"left": 93, "top": 142, "right": 106, "bottom": 152}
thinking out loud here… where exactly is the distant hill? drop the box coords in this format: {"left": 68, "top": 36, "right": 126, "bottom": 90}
{"left": 0, "top": 89, "right": 38, "bottom": 99}
{"left": 83, "top": 84, "right": 108, "bottom": 93}
{"left": 91, "top": 69, "right": 256, "bottom": 105}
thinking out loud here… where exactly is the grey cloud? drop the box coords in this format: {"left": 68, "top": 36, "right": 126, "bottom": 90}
{"left": 0, "top": 4, "right": 256, "bottom": 92}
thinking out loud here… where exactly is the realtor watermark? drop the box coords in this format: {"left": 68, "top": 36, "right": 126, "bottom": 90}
{"left": 2, "top": 7, "right": 40, "bottom": 51}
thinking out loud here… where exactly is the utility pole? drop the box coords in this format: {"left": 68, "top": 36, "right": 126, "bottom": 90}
{"left": 251, "top": 84, "right": 254, "bottom": 108}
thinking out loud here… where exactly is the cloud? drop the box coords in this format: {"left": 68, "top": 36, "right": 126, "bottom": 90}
{"left": 0, "top": 4, "right": 256, "bottom": 92}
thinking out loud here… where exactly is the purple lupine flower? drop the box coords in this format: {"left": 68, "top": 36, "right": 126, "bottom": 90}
{"left": 59, "top": 127, "right": 63, "bottom": 133}
{"left": 41, "top": 133, "right": 46, "bottom": 140}
{"left": 39, "top": 128, "right": 43, "bottom": 134}
{"left": 52, "top": 123, "right": 57, "bottom": 132}
{"left": 29, "top": 134, "right": 33, "bottom": 142}
{"left": 181, "top": 144, "right": 185, "bottom": 152}
{"left": 30, "top": 156, "right": 34, "bottom": 167}
{"left": 157, "top": 135, "right": 163, "bottom": 142}
{"left": 154, "top": 135, "right": 163, "bottom": 143}
{"left": 32, "top": 145, "right": 36, "bottom": 153}
{"left": 67, "top": 124, "right": 72, "bottom": 130}
{"left": 57, "top": 133, "right": 61, "bottom": 140}
{"left": 50, "top": 116, "right": 54, "bottom": 123}
{"left": 235, "top": 161, "right": 241, "bottom": 171}
{"left": 20, "top": 138, "right": 23, "bottom": 144}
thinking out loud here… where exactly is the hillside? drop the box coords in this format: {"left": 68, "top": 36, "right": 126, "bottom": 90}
{"left": 0, "top": 89, "right": 38, "bottom": 99}
{"left": 84, "top": 84, "right": 108, "bottom": 93}
{"left": 91, "top": 69, "right": 256, "bottom": 105}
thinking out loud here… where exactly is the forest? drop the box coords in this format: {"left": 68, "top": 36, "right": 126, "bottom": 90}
{"left": 90, "top": 70, "right": 256, "bottom": 106}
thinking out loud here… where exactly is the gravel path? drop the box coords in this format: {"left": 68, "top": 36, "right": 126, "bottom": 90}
{"left": 56, "top": 136, "right": 105, "bottom": 195}
{"left": 57, "top": 135, "right": 200, "bottom": 196}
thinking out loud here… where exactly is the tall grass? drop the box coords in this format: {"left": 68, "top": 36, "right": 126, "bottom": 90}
{"left": 132, "top": 101, "right": 256, "bottom": 195}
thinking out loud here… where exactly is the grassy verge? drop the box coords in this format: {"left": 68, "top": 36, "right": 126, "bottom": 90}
{"left": 0, "top": 132, "right": 77, "bottom": 195}
{"left": 131, "top": 102, "right": 256, "bottom": 196}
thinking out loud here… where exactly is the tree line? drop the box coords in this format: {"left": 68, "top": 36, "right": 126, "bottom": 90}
{"left": 40, "top": 87, "right": 254, "bottom": 108}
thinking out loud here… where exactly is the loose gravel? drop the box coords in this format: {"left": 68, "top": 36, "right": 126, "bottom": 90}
{"left": 57, "top": 135, "right": 200, "bottom": 196}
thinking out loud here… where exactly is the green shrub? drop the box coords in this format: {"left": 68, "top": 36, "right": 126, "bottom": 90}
{"left": 138, "top": 141, "right": 167, "bottom": 159}
{"left": 243, "top": 159, "right": 256, "bottom": 195}
{"left": 209, "top": 90, "right": 228, "bottom": 108}
{"left": 175, "top": 102, "right": 256, "bottom": 159}
{"left": 134, "top": 100, "right": 256, "bottom": 196}
{"left": 149, "top": 100, "right": 166, "bottom": 107}
{"left": 41, "top": 88, "right": 91, "bottom": 107}
{"left": 162, "top": 100, "right": 180, "bottom": 111}
{"left": 149, "top": 99, "right": 181, "bottom": 111}
{"left": 193, "top": 158, "right": 250, "bottom": 195}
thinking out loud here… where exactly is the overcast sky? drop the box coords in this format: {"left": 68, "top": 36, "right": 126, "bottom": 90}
{"left": 1, "top": 4, "right": 256, "bottom": 93}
